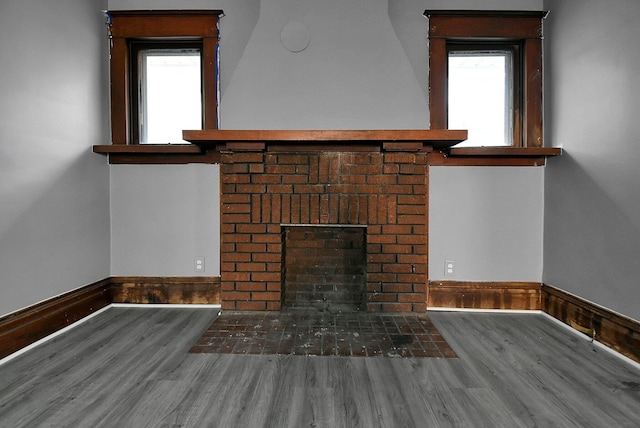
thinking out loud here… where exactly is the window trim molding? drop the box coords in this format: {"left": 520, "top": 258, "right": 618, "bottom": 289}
{"left": 425, "top": 10, "right": 547, "bottom": 149}
{"left": 94, "top": 9, "right": 223, "bottom": 163}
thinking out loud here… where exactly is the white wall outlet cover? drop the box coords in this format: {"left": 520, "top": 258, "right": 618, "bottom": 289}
{"left": 195, "top": 257, "right": 205, "bottom": 272}
{"left": 445, "top": 260, "right": 455, "bottom": 276}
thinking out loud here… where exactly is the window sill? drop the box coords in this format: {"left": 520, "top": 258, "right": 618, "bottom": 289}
{"left": 92, "top": 144, "right": 220, "bottom": 164}
{"left": 429, "top": 146, "right": 562, "bottom": 166}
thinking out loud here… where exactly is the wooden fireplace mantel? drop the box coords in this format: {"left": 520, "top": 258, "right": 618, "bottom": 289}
{"left": 182, "top": 129, "right": 468, "bottom": 152}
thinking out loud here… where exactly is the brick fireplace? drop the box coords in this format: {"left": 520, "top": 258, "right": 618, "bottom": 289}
{"left": 184, "top": 130, "right": 466, "bottom": 312}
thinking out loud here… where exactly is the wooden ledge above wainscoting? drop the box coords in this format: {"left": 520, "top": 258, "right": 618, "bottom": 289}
{"left": 110, "top": 276, "right": 221, "bottom": 305}
{"left": 542, "top": 284, "right": 640, "bottom": 363}
{"left": 3, "top": 277, "right": 640, "bottom": 365}
{"left": 428, "top": 281, "right": 542, "bottom": 310}
{"left": 0, "top": 276, "right": 221, "bottom": 360}
{"left": 0, "top": 279, "right": 113, "bottom": 360}
{"left": 429, "top": 147, "right": 562, "bottom": 166}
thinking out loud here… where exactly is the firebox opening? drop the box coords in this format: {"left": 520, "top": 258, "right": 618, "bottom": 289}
{"left": 282, "top": 225, "right": 367, "bottom": 313}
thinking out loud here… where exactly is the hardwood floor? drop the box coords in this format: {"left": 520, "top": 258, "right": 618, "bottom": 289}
{"left": 1, "top": 307, "right": 639, "bottom": 427}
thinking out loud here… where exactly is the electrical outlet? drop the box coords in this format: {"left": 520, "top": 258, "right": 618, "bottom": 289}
{"left": 195, "top": 257, "right": 205, "bottom": 272}
{"left": 444, "top": 260, "right": 455, "bottom": 276}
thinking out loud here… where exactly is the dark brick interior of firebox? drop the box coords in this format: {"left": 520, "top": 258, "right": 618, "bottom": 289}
{"left": 283, "top": 226, "right": 366, "bottom": 313}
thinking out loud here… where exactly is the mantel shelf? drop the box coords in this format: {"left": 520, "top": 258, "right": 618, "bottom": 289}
{"left": 182, "top": 129, "right": 468, "bottom": 152}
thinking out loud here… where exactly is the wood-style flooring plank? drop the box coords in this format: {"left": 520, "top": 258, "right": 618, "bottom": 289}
{"left": 429, "top": 312, "right": 640, "bottom": 427}
{"left": 1, "top": 308, "right": 640, "bottom": 427}
{"left": 327, "top": 358, "right": 377, "bottom": 427}
{"left": 365, "top": 358, "right": 434, "bottom": 426}
{"left": 437, "top": 314, "right": 579, "bottom": 426}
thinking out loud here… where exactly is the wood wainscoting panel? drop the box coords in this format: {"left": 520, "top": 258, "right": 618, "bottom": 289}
{"left": 428, "top": 281, "right": 542, "bottom": 310}
{"left": 0, "top": 279, "right": 112, "bottom": 360}
{"left": 542, "top": 284, "right": 640, "bottom": 364}
{"left": 110, "top": 276, "right": 221, "bottom": 305}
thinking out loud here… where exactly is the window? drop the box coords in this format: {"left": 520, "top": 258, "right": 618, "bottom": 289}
{"left": 130, "top": 42, "right": 203, "bottom": 144}
{"left": 425, "top": 10, "right": 546, "bottom": 148}
{"left": 448, "top": 44, "right": 519, "bottom": 147}
{"left": 107, "top": 10, "right": 222, "bottom": 146}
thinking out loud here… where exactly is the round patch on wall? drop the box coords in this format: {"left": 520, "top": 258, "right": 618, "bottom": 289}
{"left": 280, "top": 21, "right": 311, "bottom": 53}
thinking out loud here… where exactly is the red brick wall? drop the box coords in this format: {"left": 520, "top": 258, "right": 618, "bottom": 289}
{"left": 220, "top": 151, "right": 428, "bottom": 312}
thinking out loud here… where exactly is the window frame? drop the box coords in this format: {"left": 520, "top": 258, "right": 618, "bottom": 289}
{"left": 425, "top": 10, "right": 546, "bottom": 149}
{"left": 107, "top": 10, "right": 222, "bottom": 146}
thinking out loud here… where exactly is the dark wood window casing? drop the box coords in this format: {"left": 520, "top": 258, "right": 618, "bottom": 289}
{"left": 425, "top": 10, "right": 547, "bottom": 149}
{"left": 107, "top": 10, "right": 222, "bottom": 146}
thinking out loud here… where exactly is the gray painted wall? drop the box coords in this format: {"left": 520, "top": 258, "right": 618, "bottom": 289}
{"left": 107, "top": 0, "right": 546, "bottom": 285}
{"left": 429, "top": 167, "right": 544, "bottom": 282}
{"left": 220, "top": 0, "right": 429, "bottom": 129}
{"left": 106, "top": 0, "right": 255, "bottom": 277}
{"left": 396, "top": 0, "right": 546, "bottom": 283}
{"left": 110, "top": 165, "right": 220, "bottom": 276}
{"left": 0, "top": 0, "right": 550, "bottom": 316}
{"left": 543, "top": 0, "right": 640, "bottom": 321}
{"left": 0, "top": 0, "right": 110, "bottom": 316}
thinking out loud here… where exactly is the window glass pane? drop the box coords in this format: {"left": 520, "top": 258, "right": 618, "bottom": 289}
{"left": 448, "top": 51, "right": 512, "bottom": 147}
{"left": 140, "top": 50, "right": 201, "bottom": 144}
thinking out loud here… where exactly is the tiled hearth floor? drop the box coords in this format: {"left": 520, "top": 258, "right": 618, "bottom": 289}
{"left": 190, "top": 311, "right": 458, "bottom": 358}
